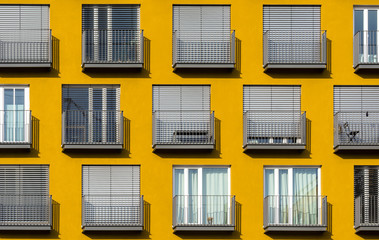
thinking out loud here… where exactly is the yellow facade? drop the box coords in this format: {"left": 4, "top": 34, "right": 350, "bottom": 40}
{"left": 0, "top": 0, "right": 377, "bottom": 239}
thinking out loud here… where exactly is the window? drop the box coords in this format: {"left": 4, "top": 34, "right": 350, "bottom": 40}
{"left": 334, "top": 86, "right": 379, "bottom": 147}
{"left": 172, "top": 5, "right": 233, "bottom": 66}
{"left": 82, "top": 4, "right": 142, "bottom": 64}
{"left": 354, "top": 7, "right": 379, "bottom": 64}
{"left": 263, "top": 5, "right": 324, "bottom": 66}
{"left": 0, "top": 165, "right": 50, "bottom": 228}
{"left": 173, "top": 166, "right": 231, "bottom": 225}
{"left": 152, "top": 85, "right": 214, "bottom": 148}
{"left": 264, "top": 167, "right": 321, "bottom": 225}
{"left": 82, "top": 165, "right": 142, "bottom": 229}
{"left": 62, "top": 85, "right": 121, "bottom": 145}
{"left": 243, "top": 85, "right": 304, "bottom": 146}
{"left": 0, "top": 5, "right": 50, "bottom": 63}
{"left": 0, "top": 85, "right": 30, "bottom": 143}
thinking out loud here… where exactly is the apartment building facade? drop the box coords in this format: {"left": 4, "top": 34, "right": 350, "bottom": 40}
{"left": 0, "top": 0, "right": 376, "bottom": 240}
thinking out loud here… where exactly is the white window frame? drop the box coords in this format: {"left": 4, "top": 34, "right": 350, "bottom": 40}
{"left": 0, "top": 85, "right": 29, "bottom": 143}
{"left": 173, "top": 165, "right": 231, "bottom": 225}
{"left": 354, "top": 6, "right": 379, "bottom": 63}
{"left": 263, "top": 166, "right": 321, "bottom": 225}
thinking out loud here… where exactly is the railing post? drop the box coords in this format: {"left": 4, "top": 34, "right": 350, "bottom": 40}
{"left": 120, "top": 111, "right": 124, "bottom": 146}
{"left": 140, "top": 30, "right": 144, "bottom": 64}
{"left": 231, "top": 195, "right": 235, "bottom": 227}
{"left": 263, "top": 31, "right": 268, "bottom": 67}
{"left": 211, "top": 111, "right": 215, "bottom": 145}
{"left": 49, "top": 30, "right": 52, "bottom": 64}
{"left": 243, "top": 112, "right": 247, "bottom": 148}
{"left": 263, "top": 196, "right": 268, "bottom": 228}
{"left": 152, "top": 112, "right": 156, "bottom": 147}
{"left": 172, "top": 196, "right": 176, "bottom": 228}
{"left": 355, "top": 196, "right": 361, "bottom": 228}
{"left": 231, "top": 30, "right": 235, "bottom": 63}
{"left": 49, "top": 195, "right": 52, "bottom": 227}
{"left": 302, "top": 112, "right": 306, "bottom": 146}
{"left": 141, "top": 195, "right": 144, "bottom": 227}
{"left": 173, "top": 31, "right": 177, "bottom": 67}
{"left": 82, "top": 196, "right": 85, "bottom": 228}
{"left": 322, "top": 196, "right": 327, "bottom": 227}
{"left": 82, "top": 31, "right": 86, "bottom": 66}
{"left": 29, "top": 110, "right": 32, "bottom": 145}
{"left": 62, "top": 111, "right": 65, "bottom": 146}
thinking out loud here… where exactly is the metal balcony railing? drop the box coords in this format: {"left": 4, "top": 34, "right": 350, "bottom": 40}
{"left": 82, "top": 29, "right": 143, "bottom": 66}
{"left": 243, "top": 111, "right": 306, "bottom": 149}
{"left": 353, "top": 31, "right": 379, "bottom": 69}
{"left": 0, "top": 110, "right": 32, "bottom": 147}
{"left": 0, "top": 29, "right": 51, "bottom": 65}
{"left": 334, "top": 111, "right": 379, "bottom": 150}
{"left": 263, "top": 195, "right": 327, "bottom": 231}
{"left": 0, "top": 195, "right": 52, "bottom": 230}
{"left": 82, "top": 195, "right": 143, "bottom": 231}
{"left": 62, "top": 110, "right": 123, "bottom": 149}
{"left": 263, "top": 30, "right": 327, "bottom": 68}
{"left": 152, "top": 110, "right": 214, "bottom": 149}
{"left": 355, "top": 195, "right": 379, "bottom": 231}
{"left": 173, "top": 195, "right": 235, "bottom": 231}
{"left": 172, "top": 30, "right": 235, "bottom": 67}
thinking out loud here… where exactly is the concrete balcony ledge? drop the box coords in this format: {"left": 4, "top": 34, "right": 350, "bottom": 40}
{"left": 82, "top": 225, "right": 143, "bottom": 232}
{"left": 0, "top": 143, "right": 32, "bottom": 149}
{"left": 334, "top": 145, "right": 379, "bottom": 152}
{"left": 263, "top": 63, "right": 326, "bottom": 71}
{"left": 173, "top": 225, "right": 235, "bottom": 232}
{"left": 0, "top": 225, "right": 51, "bottom": 231}
{"left": 355, "top": 225, "right": 379, "bottom": 233}
{"left": 153, "top": 144, "right": 214, "bottom": 151}
{"left": 264, "top": 225, "right": 327, "bottom": 232}
{"left": 0, "top": 63, "right": 52, "bottom": 68}
{"left": 354, "top": 63, "right": 379, "bottom": 72}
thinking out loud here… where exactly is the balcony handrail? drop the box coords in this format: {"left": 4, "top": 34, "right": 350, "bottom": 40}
{"left": 353, "top": 30, "right": 379, "bottom": 67}
{"left": 263, "top": 195, "right": 327, "bottom": 227}
{"left": 82, "top": 195, "right": 144, "bottom": 227}
{"left": 0, "top": 110, "right": 32, "bottom": 144}
{"left": 82, "top": 29, "right": 144, "bottom": 65}
{"left": 173, "top": 29, "right": 235, "bottom": 65}
{"left": 62, "top": 110, "right": 123, "bottom": 145}
{"left": 263, "top": 30, "right": 327, "bottom": 66}
{"left": 173, "top": 195, "right": 235, "bottom": 227}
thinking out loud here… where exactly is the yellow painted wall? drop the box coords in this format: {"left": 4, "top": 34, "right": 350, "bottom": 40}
{"left": 0, "top": 0, "right": 377, "bottom": 239}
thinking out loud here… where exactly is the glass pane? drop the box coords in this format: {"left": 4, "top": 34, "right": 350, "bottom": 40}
{"left": 354, "top": 10, "right": 364, "bottom": 34}
{"left": 279, "top": 169, "right": 289, "bottom": 224}
{"left": 15, "top": 89, "right": 25, "bottom": 142}
{"left": 4, "top": 89, "right": 14, "bottom": 142}
{"left": 293, "top": 168, "right": 319, "bottom": 225}
{"left": 264, "top": 169, "right": 275, "bottom": 197}
{"left": 368, "top": 10, "right": 378, "bottom": 62}
{"left": 174, "top": 169, "right": 185, "bottom": 224}
{"left": 202, "top": 168, "right": 228, "bottom": 225}
{"left": 188, "top": 169, "right": 198, "bottom": 224}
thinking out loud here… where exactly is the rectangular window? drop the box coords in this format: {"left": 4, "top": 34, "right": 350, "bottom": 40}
{"left": 82, "top": 165, "right": 141, "bottom": 227}
{"left": 172, "top": 5, "right": 232, "bottom": 64}
{"left": 0, "top": 85, "right": 30, "bottom": 143}
{"left": 173, "top": 166, "right": 231, "bottom": 225}
{"left": 62, "top": 85, "right": 121, "bottom": 144}
{"left": 82, "top": 4, "right": 141, "bottom": 63}
{"left": 264, "top": 167, "right": 321, "bottom": 225}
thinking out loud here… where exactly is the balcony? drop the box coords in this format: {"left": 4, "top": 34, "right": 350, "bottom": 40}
{"left": 82, "top": 195, "right": 143, "bottom": 231}
{"left": 263, "top": 195, "right": 327, "bottom": 232}
{"left": 0, "top": 110, "right": 32, "bottom": 149}
{"left": 0, "top": 29, "right": 51, "bottom": 68}
{"left": 0, "top": 195, "right": 52, "bottom": 231}
{"left": 334, "top": 111, "right": 379, "bottom": 151}
{"left": 152, "top": 110, "right": 215, "bottom": 150}
{"left": 243, "top": 111, "right": 306, "bottom": 150}
{"left": 355, "top": 195, "right": 379, "bottom": 232}
{"left": 353, "top": 31, "right": 379, "bottom": 71}
{"left": 173, "top": 195, "right": 235, "bottom": 232}
{"left": 62, "top": 110, "right": 123, "bottom": 150}
{"left": 82, "top": 29, "right": 144, "bottom": 69}
{"left": 263, "top": 30, "right": 327, "bottom": 70}
{"left": 172, "top": 30, "right": 235, "bottom": 70}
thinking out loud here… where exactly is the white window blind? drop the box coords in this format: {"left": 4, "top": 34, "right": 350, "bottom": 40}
{"left": 334, "top": 86, "right": 379, "bottom": 113}
{"left": 0, "top": 5, "right": 49, "bottom": 30}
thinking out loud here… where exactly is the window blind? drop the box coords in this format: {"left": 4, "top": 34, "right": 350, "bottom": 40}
{"left": 334, "top": 86, "right": 379, "bottom": 113}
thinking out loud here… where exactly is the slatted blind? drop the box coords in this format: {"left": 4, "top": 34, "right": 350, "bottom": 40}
{"left": 82, "top": 5, "right": 140, "bottom": 30}
{"left": 0, "top": 5, "right": 49, "bottom": 30}
{"left": 0, "top": 165, "right": 49, "bottom": 195}
{"left": 243, "top": 85, "right": 301, "bottom": 112}
{"left": 82, "top": 165, "right": 140, "bottom": 196}
{"left": 62, "top": 85, "right": 120, "bottom": 111}
{"left": 173, "top": 5, "right": 231, "bottom": 63}
{"left": 334, "top": 86, "right": 379, "bottom": 113}
{"left": 153, "top": 85, "right": 210, "bottom": 111}
{"left": 263, "top": 5, "right": 320, "bottom": 33}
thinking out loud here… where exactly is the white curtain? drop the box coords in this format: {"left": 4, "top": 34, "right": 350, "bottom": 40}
{"left": 4, "top": 89, "right": 25, "bottom": 142}
{"left": 265, "top": 169, "right": 275, "bottom": 224}
{"left": 293, "top": 168, "right": 318, "bottom": 225}
{"left": 202, "top": 168, "right": 228, "bottom": 225}
{"left": 279, "top": 170, "right": 289, "bottom": 224}
{"left": 174, "top": 169, "right": 184, "bottom": 224}
{"left": 188, "top": 169, "right": 198, "bottom": 224}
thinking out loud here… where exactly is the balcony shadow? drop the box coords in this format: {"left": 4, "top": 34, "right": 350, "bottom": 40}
{"left": 215, "top": 117, "right": 221, "bottom": 154}
{"left": 356, "top": 231, "right": 379, "bottom": 238}
{"left": 51, "top": 36, "right": 60, "bottom": 74}
{"left": 327, "top": 202, "right": 332, "bottom": 234}
{"left": 143, "top": 37, "right": 151, "bottom": 74}
{"left": 32, "top": 116, "right": 40, "bottom": 153}
{"left": 355, "top": 69, "right": 379, "bottom": 78}
{"left": 0, "top": 148, "right": 39, "bottom": 158}
{"left": 84, "top": 230, "right": 150, "bottom": 239}
{"left": 244, "top": 149, "right": 311, "bottom": 159}
{"left": 306, "top": 118, "right": 312, "bottom": 153}
{"left": 63, "top": 149, "right": 129, "bottom": 158}
{"left": 0, "top": 231, "right": 59, "bottom": 239}
{"left": 235, "top": 37, "right": 242, "bottom": 74}
{"left": 264, "top": 38, "right": 332, "bottom": 79}
{"left": 144, "top": 201, "right": 151, "bottom": 233}
{"left": 174, "top": 68, "right": 241, "bottom": 78}
{"left": 83, "top": 67, "right": 150, "bottom": 78}
{"left": 123, "top": 117, "right": 131, "bottom": 153}
{"left": 335, "top": 150, "right": 379, "bottom": 159}
{"left": 52, "top": 200, "right": 60, "bottom": 236}
{"left": 235, "top": 201, "right": 242, "bottom": 234}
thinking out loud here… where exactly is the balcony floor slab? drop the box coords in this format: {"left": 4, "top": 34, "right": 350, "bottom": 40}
{"left": 334, "top": 145, "right": 379, "bottom": 152}
{"left": 0, "top": 63, "right": 51, "bottom": 68}
{"left": 355, "top": 225, "right": 379, "bottom": 232}
{"left": 153, "top": 144, "right": 214, "bottom": 151}
{"left": 0, "top": 225, "right": 51, "bottom": 231}
{"left": 354, "top": 64, "right": 379, "bottom": 72}
{"left": 244, "top": 144, "right": 306, "bottom": 151}
{"left": 0, "top": 144, "right": 31, "bottom": 149}
{"left": 264, "top": 226, "right": 327, "bottom": 232}
{"left": 173, "top": 63, "right": 235, "bottom": 70}
{"left": 264, "top": 63, "right": 326, "bottom": 71}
